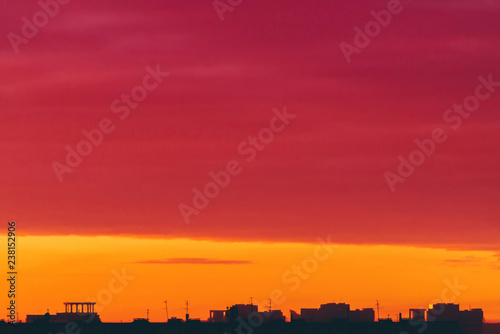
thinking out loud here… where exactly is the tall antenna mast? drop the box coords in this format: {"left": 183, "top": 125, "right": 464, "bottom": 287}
{"left": 164, "top": 300, "right": 169, "bottom": 321}
{"left": 376, "top": 300, "right": 380, "bottom": 321}
{"left": 147, "top": 309, "right": 149, "bottom": 320}
{"left": 268, "top": 299, "right": 272, "bottom": 313}
{"left": 185, "top": 300, "right": 189, "bottom": 321}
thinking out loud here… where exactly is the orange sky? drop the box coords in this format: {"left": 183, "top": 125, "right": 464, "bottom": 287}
{"left": 3, "top": 236, "right": 499, "bottom": 323}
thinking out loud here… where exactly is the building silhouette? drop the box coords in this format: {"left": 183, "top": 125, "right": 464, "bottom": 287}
{"left": 295, "top": 303, "right": 374, "bottom": 322}
{"left": 428, "top": 303, "right": 460, "bottom": 322}
{"left": 349, "top": 308, "right": 375, "bottom": 322}
{"left": 208, "top": 304, "right": 285, "bottom": 323}
{"left": 26, "top": 302, "right": 100, "bottom": 323}
{"left": 410, "top": 308, "right": 426, "bottom": 322}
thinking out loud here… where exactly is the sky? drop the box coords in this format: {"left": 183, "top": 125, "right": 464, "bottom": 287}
{"left": 1, "top": 0, "right": 499, "bottom": 323}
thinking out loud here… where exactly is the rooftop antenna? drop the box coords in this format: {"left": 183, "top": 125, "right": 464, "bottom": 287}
{"left": 164, "top": 300, "right": 169, "bottom": 321}
{"left": 250, "top": 297, "right": 253, "bottom": 306}
{"left": 376, "top": 300, "right": 380, "bottom": 321}
{"left": 268, "top": 299, "right": 272, "bottom": 313}
{"left": 147, "top": 309, "right": 149, "bottom": 321}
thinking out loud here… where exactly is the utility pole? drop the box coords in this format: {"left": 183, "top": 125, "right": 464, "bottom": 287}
{"left": 164, "top": 300, "right": 169, "bottom": 322}
{"left": 376, "top": 300, "right": 380, "bottom": 321}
